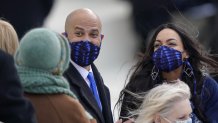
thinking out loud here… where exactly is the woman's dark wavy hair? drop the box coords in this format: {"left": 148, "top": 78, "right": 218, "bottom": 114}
{"left": 115, "top": 23, "right": 218, "bottom": 122}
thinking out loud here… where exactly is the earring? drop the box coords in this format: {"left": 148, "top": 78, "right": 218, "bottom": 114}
{"left": 183, "top": 61, "right": 197, "bottom": 96}
{"left": 184, "top": 61, "right": 193, "bottom": 77}
{"left": 151, "top": 66, "right": 159, "bottom": 80}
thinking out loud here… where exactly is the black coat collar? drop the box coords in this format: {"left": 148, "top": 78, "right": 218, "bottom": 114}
{"left": 64, "top": 63, "right": 105, "bottom": 122}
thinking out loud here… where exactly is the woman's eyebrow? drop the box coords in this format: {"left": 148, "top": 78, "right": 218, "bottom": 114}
{"left": 155, "top": 38, "right": 177, "bottom": 43}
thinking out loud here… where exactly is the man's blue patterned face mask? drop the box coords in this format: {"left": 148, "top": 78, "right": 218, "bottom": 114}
{"left": 69, "top": 40, "right": 101, "bottom": 67}
{"left": 152, "top": 46, "right": 183, "bottom": 72}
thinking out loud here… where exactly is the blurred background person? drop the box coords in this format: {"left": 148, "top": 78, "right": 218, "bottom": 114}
{"left": 126, "top": 0, "right": 218, "bottom": 55}
{"left": 0, "top": 0, "right": 54, "bottom": 39}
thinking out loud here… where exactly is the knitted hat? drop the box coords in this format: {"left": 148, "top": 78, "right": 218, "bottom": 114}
{"left": 16, "top": 28, "right": 70, "bottom": 74}
{"left": 15, "top": 28, "right": 76, "bottom": 98}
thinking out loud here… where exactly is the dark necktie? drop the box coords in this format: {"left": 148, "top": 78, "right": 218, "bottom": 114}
{"left": 87, "top": 72, "right": 102, "bottom": 111}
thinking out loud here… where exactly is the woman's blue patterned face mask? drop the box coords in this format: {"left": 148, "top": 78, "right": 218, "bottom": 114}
{"left": 69, "top": 40, "right": 101, "bottom": 67}
{"left": 152, "top": 46, "right": 183, "bottom": 72}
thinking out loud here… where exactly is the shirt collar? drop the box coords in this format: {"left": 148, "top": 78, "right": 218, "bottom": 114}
{"left": 71, "top": 60, "right": 92, "bottom": 80}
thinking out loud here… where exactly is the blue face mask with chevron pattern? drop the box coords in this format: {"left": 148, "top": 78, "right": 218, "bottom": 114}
{"left": 69, "top": 40, "right": 101, "bottom": 67}
{"left": 152, "top": 46, "right": 183, "bottom": 72}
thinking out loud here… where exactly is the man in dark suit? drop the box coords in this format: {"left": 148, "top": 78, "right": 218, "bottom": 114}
{"left": 63, "top": 8, "right": 113, "bottom": 123}
{"left": 0, "top": 50, "right": 37, "bottom": 123}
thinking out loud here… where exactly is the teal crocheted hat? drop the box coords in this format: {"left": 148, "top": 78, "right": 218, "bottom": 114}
{"left": 15, "top": 28, "right": 76, "bottom": 98}
{"left": 15, "top": 28, "right": 70, "bottom": 74}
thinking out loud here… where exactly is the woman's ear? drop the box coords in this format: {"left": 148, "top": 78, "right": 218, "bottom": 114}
{"left": 183, "top": 50, "right": 189, "bottom": 59}
{"left": 154, "top": 114, "right": 161, "bottom": 123}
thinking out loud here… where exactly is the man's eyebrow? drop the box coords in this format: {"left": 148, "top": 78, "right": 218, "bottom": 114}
{"left": 74, "top": 26, "right": 84, "bottom": 31}
{"left": 91, "top": 29, "right": 100, "bottom": 33}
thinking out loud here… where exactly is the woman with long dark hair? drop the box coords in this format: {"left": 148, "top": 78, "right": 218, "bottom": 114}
{"left": 117, "top": 23, "right": 218, "bottom": 123}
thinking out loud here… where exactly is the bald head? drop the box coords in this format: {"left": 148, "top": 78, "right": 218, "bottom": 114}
{"left": 64, "top": 8, "right": 103, "bottom": 70}
{"left": 65, "top": 8, "right": 102, "bottom": 33}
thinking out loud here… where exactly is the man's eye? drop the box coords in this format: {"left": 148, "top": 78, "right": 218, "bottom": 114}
{"left": 91, "top": 33, "right": 99, "bottom": 38}
{"left": 75, "top": 32, "right": 83, "bottom": 36}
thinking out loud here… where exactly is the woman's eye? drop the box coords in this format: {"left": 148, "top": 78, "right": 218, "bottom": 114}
{"left": 179, "top": 117, "right": 185, "bottom": 120}
{"left": 178, "top": 115, "right": 188, "bottom": 120}
{"left": 168, "top": 42, "right": 177, "bottom": 46}
{"left": 154, "top": 44, "right": 160, "bottom": 48}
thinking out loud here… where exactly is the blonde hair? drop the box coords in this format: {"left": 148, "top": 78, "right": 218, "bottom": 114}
{"left": 0, "top": 19, "right": 19, "bottom": 55}
{"left": 134, "top": 80, "right": 191, "bottom": 123}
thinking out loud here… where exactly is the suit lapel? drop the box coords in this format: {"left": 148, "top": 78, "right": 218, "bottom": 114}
{"left": 66, "top": 64, "right": 104, "bottom": 122}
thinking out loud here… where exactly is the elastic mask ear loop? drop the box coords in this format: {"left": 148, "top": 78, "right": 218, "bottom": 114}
{"left": 62, "top": 32, "right": 68, "bottom": 37}
{"left": 99, "top": 41, "right": 102, "bottom": 48}
{"left": 100, "top": 34, "right": 104, "bottom": 40}
{"left": 151, "top": 66, "right": 159, "bottom": 80}
{"left": 184, "top": 60, "right": 197, "bottom": 96}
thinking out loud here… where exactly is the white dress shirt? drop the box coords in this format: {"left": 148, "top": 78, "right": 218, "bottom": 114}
{"left": 71, "top": 60, "right": 93, "bottom": 87}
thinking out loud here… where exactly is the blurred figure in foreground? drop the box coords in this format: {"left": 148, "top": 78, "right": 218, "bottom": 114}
{"left": 135, "top": 81, "right": 192, "bottom": 123}
{"left": 0, "top": 19, "right": 19, "bottom": 55}
{"left": 0, "top": 19, "right": 36, "bottom": 123}
{"left": 0, "top": 50, "right": 37, "bottom": 123}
